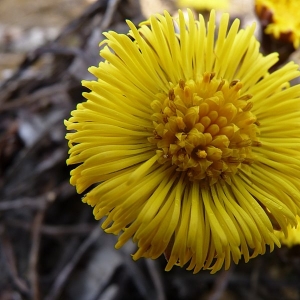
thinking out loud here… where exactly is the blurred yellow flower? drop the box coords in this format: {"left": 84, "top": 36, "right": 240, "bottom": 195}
{"left": 65, "top": 9, "right": 300, "bottom": 274}
{"left": 255, "top": 0, "right": 300, "bottom": 48}
{"left": 276, "top": 216, "right": 300, "bottom": 248}
{"left": 177, "top": 0, "right": 229, "bottom": 10}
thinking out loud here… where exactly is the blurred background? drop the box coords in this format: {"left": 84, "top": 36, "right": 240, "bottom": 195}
{"left": 0, "top": 0, "right": 300, "bottom": 300}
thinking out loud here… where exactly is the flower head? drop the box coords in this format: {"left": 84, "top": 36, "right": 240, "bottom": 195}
{"left": 177, "top": 0, "right": 229, "bottom": 11}
{"left": 65, "top": 10, "right": 300, "bottom": 273}
{"left": 255, "top": 0, "right": 300, "bottom": 48}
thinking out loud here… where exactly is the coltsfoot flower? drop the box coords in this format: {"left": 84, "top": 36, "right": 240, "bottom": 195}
{"left": 65, "top": 10, "right": 300, "bottom": 273}
{"left": 255, "top": 0, "right": 300, "bottom": 48}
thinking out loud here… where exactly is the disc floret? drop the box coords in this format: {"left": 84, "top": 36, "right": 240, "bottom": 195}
{"left": 149, "top": 72, "right": 259, "bottom": 184}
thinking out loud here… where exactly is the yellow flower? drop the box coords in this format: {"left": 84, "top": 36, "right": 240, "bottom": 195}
{"left": 177, "top": 0, "right": 229, "bottom": 11}
{"left": 276, "top": 216, "right": 300, "bottom": 248}
{"left": 65, "top": 10, "right": 300, "bottom": 274}
{"left": 255, "top": 0, "right": 300, "bottom": 48}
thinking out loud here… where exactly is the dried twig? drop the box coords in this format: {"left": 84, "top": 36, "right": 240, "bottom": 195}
{"left": 5, "top": 219, "right": 95, "bottom": 236}
{"left": 28, "top": 192, "right": 56, "bottom": 299}
{"left": 28, "top": 209, "right": 46, "bottom": 300}
{"left": 44, "top": 226, "right": 102, "bottom": 300}
{"left": 206, "top": 266, "right": 234, "bottom": 300}
{"left": 100, "top": 0, "right": 122, "bottom": 30}
{"left": 0, "top": 197, "right": 49, "bottom": 211}
{"left": 146, "top": 259, "right": 166, "bottom": 300}
{"left": 248, "top": 257, "right": 262, "bottom": 300}
{"left": 0, "top": 225, "right": 30, "bottom": 296}
{"left": 123, "top": 256, "right": 154, "bottom": 300}
{"left": 0, "top": 83, "right": 69, "bottom": 112}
